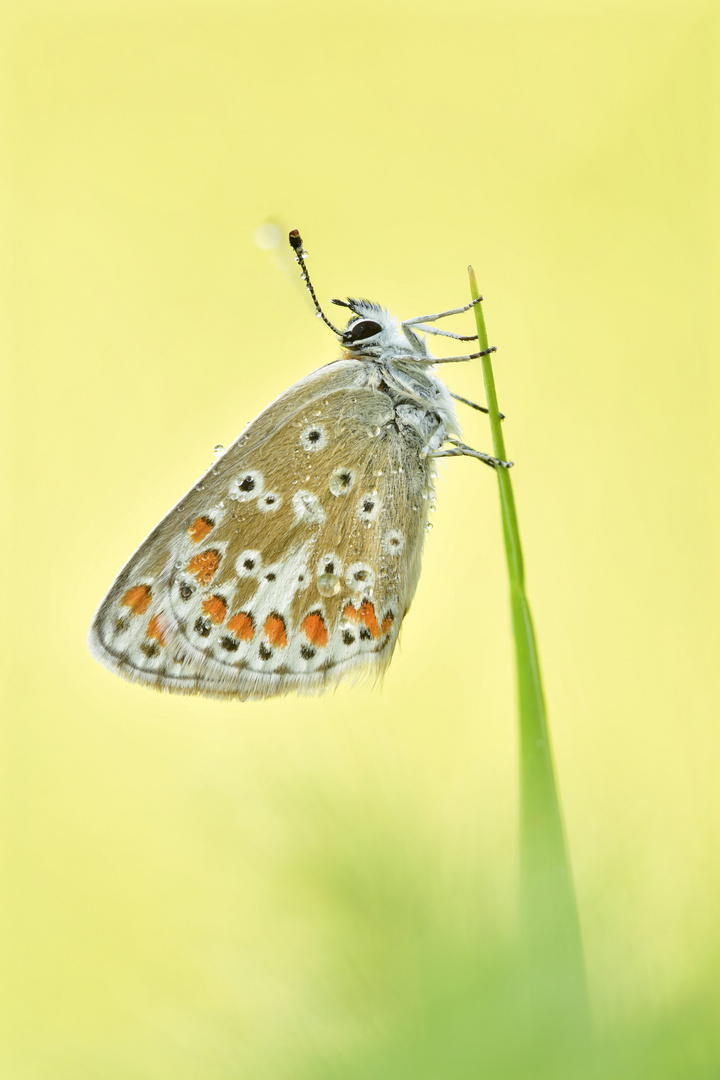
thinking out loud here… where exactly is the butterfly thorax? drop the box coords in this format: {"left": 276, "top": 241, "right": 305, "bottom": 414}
{"left": 336, "top": 300, "right": 460, "bottom": 446}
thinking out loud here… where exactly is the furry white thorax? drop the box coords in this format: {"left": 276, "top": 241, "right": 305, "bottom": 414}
{"left": 337, "top": 299, "right": 461, "bottom": 447}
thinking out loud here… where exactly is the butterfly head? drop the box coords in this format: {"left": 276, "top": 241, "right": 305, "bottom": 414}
{"left": 288, "top": 231, "right": 432, "bottom": 365}
{"left": 332, "top": 297, "right": 429, "bottom": 363}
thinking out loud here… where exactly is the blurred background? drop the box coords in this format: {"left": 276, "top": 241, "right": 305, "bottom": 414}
{"left": 2, "top": 0, "right": 718, "bottom": 1076}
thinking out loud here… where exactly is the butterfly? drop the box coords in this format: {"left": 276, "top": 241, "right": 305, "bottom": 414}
{"left": 88, "top": 230, "right": 511, "bottom": 700}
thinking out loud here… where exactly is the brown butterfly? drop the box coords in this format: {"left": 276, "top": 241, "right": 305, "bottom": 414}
{"left": 88, "top": 231, "right": 510, "bottom": 699}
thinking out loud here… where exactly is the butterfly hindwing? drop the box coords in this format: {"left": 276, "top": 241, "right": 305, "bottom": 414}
{"left": 88, "top": 359, "right": 433, "bottom": 699}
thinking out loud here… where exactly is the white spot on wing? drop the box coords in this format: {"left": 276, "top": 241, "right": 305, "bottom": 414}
{"left": 345, "top": 563, "right": 375, "bottom": 592}
{"left": 229, "top": 470, "right": 264, "bottom": 502}
{"left": 300, "top": 424, "right": 328, "bottom": 452}
{"left": 329, "top": 466, "right": 357, "bottom": 496}
{"left": 317, "top": 553, "right": 343, "bottom": 578}
{"left": 235, "top": 550, "right": 262, "bottom": 578}
{"left": 292, "top": 490, "right": 326, "bottom": 525}
{"left": 357, "top": 492, "right": 379, "bottom": 523}
{"left": 382, "top": 529, "right": 405, "bottom": 554}
{"left": 258, "top": 491, "right": 282, "bottom": 512}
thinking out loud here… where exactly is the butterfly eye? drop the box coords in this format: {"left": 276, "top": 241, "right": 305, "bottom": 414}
{"left": 343, "top": 319, "right": 382, "bottom": 344}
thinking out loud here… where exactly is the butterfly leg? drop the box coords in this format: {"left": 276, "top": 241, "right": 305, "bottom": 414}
{"left": 403, "top": 296, "right": 484, "bottom": 327}
{"left": 420, "top": 417, "right": 449, "bottom": 458}
{"left": 424, "top": 346, "right": 497, "bottom": 366}
{"left": 433, "top": 440, "right": 513, "bottom": 469}
{"left": 450, "top": 392, "right": 505, "bottom": 421}
{"left": 414, "top": 325, "right": 478, "bottom": 341}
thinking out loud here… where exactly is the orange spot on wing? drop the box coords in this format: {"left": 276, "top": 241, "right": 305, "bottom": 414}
{"left": 186, "top": 549, "right": 220, "bottom": 584}
{"left": 381, "top": 612, "right": 395, "bottom": 635}
{"left": 146, "top": 613, "right": 168, "bottom": 644}
{"left": 343, "top": 600, "right": 381, "bottom": 638}
{"left": 202, "top": 595, "right": 227, "bottom": 624}
{"left": 302, "top": 612, "right": 328, "bottom": 648}
{"left": 227, "top": 612, "right": 254, "bottom": 641}
{"left": 121, "top": 584, "right": 151, "bottom": 615}
{"left": 358, "top": 601, "right": 380, "bottom": 637}
{"left": 264, "top": 613, "right": 288, "bottom": 648}
{"left": 188, "top": 516, "right": 214, "bottom": 543}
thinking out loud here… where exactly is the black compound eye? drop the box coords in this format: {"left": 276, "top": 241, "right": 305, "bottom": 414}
{"left": 344, "top": 319, "right": 382, "bottom": 344}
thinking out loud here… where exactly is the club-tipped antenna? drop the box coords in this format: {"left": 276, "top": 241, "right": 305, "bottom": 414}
{"left": 288, "top": 230, "right": 341, "bottom": 335}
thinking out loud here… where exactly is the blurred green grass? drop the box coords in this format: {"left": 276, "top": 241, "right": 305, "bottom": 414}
{"left": 285, "top": 793, "right": 720, "bottom": 1080}
{"left": 8, "top": 780, "right": 718, "bottom": 1080}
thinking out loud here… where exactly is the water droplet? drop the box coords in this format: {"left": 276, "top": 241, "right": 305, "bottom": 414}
{"left": 426, "top": 522, "right": 434, "bottom": 532}
{"left": 213, "top": 444, "right": 224, "bottom": 456}
{"left": 366, "top": 426, "right": 381, "bottom": 437}
{"left": 316, "top": 573, "right": 341, "bottom": 597}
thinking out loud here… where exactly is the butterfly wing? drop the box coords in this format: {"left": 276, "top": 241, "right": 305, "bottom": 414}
{"left": 89, "top": 359, "right": 433, "bottom": 700}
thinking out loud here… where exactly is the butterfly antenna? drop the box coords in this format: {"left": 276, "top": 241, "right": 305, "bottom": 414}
{"left": 289, "top": 229, "right": 342, "bottom": 335}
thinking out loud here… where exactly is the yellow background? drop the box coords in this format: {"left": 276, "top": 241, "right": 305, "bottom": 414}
{"left": 3, "top": 0, "right": 718, "bottom": 1075}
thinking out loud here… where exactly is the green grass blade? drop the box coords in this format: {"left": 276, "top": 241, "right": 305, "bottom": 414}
{"left": 468, "top": 267, "right": 589, "bottom": 1016}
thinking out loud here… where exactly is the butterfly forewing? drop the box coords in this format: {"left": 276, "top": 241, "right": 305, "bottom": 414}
{"left": 89, "top": 360, "right": 432, "bottom": 699}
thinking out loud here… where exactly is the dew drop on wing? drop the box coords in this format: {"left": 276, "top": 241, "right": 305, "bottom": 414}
{"left": 317, "top": 573, "right": 341, "bottom": 598}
